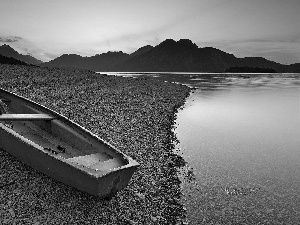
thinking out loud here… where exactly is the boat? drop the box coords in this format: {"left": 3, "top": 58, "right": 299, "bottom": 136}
{"left": 0, "top": 88, "right": 139, "bottom": 198}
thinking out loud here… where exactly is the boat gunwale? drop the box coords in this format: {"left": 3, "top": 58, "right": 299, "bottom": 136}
{"left": 0, "top": 88, "right": 139, "bottom": 179}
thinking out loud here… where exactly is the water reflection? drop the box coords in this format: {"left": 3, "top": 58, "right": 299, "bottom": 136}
{"left": 103, "top": 72, "right": 300, "bottom": 90}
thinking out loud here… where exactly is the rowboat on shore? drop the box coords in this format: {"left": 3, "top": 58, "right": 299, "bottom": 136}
{"left": 0, "top": 88, "right": 139, "bottom": 198}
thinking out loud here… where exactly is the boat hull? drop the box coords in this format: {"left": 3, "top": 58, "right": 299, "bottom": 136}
{"left": 0, "top": 89, "right": 139, "bottom": 198}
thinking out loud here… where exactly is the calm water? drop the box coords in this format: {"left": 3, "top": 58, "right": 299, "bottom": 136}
{"left": 175, "top": 73, "right": 300, "bottom": 224}
{"left": 104, "top": 72, "right": 300, "bottom": 224}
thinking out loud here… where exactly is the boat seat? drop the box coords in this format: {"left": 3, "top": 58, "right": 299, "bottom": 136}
{"left": 0, "top": 114, "right": 55, "bottom": 121}
{"left": 65, "top": 152, "right": 113, "bottom": 166}
{"left": 65, "top": 153, "right": 125, "bottom": 171}
{"left": 89, "top": 158, "right": 124, "bottom": 171}
{"left": 0, "top": 97, "right": 11, "bottom": 103}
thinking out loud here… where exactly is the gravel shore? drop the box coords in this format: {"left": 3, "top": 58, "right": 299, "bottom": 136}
{"left": 0, "top": 64, "right": 190, "bottom": 224}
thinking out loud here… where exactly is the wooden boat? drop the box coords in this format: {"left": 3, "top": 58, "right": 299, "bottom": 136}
{"left": 0, "top": 88, "right": 139, "bottom": 198}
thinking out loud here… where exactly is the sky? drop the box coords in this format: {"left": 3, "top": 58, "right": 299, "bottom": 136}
{"left": 0, "top": 0, "right": 299, "bottom": 64}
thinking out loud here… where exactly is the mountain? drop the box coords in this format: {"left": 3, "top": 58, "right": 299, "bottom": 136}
{"left": 0, "top": 54, "right": 28, "bottom": 66}
{"left": 42, "top": 54, "right": 85, "bottom": 69}
{"left": 129, "top": 45, "right": 153, "bottom": 58}
{"left": 86, "top": 51, "right": 129, "bottom": 71}
{"left": 44, "top": 51, "right": 129, "bottom": 71}
{"left": 225, "top": 66, "right": 277, "bottom": 73}
{"left": 0, "top": 44, "right": 43, "bottom": 65}
{"left": 42, "top": 39, "right": 300, "bottom": 72}
{"left": 286, "top": 63, "right": 300, "bottom": 73}
{"left": 109, "top": 39, "right": 240, "bottom": 72}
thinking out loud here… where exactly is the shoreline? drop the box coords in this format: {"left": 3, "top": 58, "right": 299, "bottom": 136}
{"left": 0, "top": 64, "right": 191, "bottom": 224}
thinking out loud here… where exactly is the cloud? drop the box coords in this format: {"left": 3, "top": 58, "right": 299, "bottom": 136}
{"left": 0, "top": 36, "right": 22, "bottom": 43}
{"left": 0, "top": 35, "right": 50, "bottom": 61}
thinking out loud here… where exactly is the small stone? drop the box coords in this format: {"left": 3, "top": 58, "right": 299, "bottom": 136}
{"left": 124, "top": 218, "right": 138, "bottom": 225}
{"left": 8, "top": 208, "right": 15, "bottom": 217}
{"left": 151, "top": 216, "right": 158, "bottom": 222}
{"left": 134, "top": 192, "right": 146, "bottom": 200}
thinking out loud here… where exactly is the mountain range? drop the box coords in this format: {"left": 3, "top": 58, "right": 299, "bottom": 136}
{"left": 0, "top": 44, "right": 43, "bottom": 65}
{"left": 1, "top": 40, "right": 300, "bottom": 72}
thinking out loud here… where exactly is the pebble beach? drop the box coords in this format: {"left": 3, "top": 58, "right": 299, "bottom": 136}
{"left": 0, "top": 64, "right": 190, "bottom": 224}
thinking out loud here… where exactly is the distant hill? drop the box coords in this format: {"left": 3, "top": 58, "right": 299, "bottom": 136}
{"left": 225, "top": 66, "right": 277, "bottom": 73}
{"left": 42, "top": 39, "right": 300, "bottom": 73}
{"left": 0, "top": 44, "right": 43, "bottom": 65}
{"left": 0, "top": 54, "right": 28, "bottom": 66}
{"left": 43, "top": 45, "right": 155, "bottom": 71}
{"left": 285, "top": 63, "right": 300, "bottom": 73}
{"left": 44, "top": 51, "right": 129, "bottom": 71}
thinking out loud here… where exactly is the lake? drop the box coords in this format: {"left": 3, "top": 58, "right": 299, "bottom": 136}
{"left": 103, "top": 72, "right": 300, "bottom": 224}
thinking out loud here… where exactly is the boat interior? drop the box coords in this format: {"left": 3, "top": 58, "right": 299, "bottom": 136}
{"left": 0, "top": 93, "right": 126, "bottom": 171}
